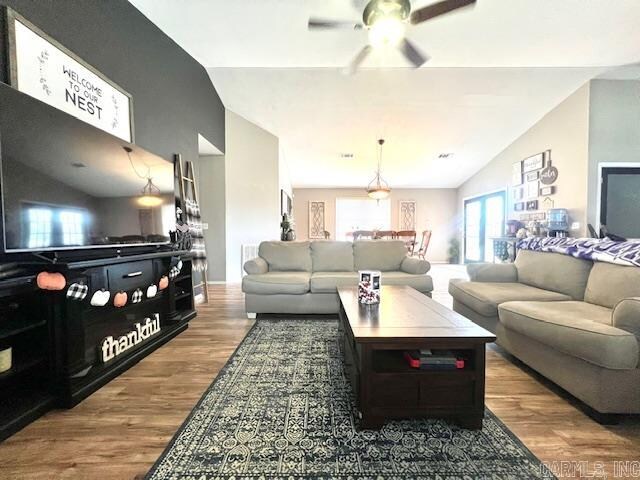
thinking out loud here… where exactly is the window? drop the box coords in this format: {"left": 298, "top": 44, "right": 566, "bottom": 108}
{"left": 600, "top": 167, "right": 640, "bottom": 239}
{"left": 60, "top": 210, "right": 84, "bottom": 246}
{"left": 335, "top": 198, "right": 391, "bottom": 240}
{"left": 27, "top": 207, "right": 53, "bottom": 249}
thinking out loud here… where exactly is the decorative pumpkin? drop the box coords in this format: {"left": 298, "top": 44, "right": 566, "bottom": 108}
{"left": 169, "top": 266, "right": 180, "bottom": 280}
{"left": 158, "top": 276, "right": 169, "bottom": 290}
{"left": 113, "top": 291, "right": 128, "bottom": 308}
{"left": 66, "top": 283, "right": 88, "bottom": 301}
{"left": 131, "top": 288, "right": 143, "bottom": 304}
{"left": 146, "top": 284, "right": 158, "bottom": 298}
{"left": 37, "top": 271, "right": 66, "bottom": 291}
{"left": 90, "top": 289, "right": 111, "bottom": 307}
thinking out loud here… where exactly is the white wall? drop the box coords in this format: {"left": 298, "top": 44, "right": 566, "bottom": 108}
{"left": 292, "top": 188, "right": 458, "bottom": 263}
{"left": 198, "top": 154, "right": 226, "bottom": 281}
{"left": 587, "top": 79, "right": 640, "bottom": 228}
{"left": 457, "top": 82, "right": 591, "bottom": 237}
{"left": 225, "top": 110, "right": 280, "bottom": 282}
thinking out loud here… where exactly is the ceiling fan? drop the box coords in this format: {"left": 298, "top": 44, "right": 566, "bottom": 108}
{"left": 308, "top": 0, "right": 476, "bottom": 73}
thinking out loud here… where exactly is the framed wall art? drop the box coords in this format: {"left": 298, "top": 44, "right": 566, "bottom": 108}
{"left": 512, "top": 161, "right": 523, "bottom": 186}
{"left": 5, "top": 8, "right": 134, "bottom": 142}
{"left": 525, "top": 180, "right": 539, "bottom": 200}
{"left": 399, "top": 201, "right": 416, "bottom": 231}
{"left": 526, "top": 200, "right": 539, "bottom": 211}
{"left": 308, "top": 201, "right": 326, "bottom": 239}
{"left": 522, "top": 152, "right": 544, "bottom": 173}
{"left": 525, "top": 171, "right": 539, "bottom": 182}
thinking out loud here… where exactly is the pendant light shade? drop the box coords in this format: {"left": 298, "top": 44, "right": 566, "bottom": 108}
{"left": 366, "top": 139, "right": 391, "bottom": 200}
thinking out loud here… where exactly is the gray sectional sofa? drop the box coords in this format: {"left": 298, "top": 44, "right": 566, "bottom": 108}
{"left": 242, "top": 240, "right": 433, "bottom": 315}
{"left": 449, "top": 250, "right": 640, "bottom": 416}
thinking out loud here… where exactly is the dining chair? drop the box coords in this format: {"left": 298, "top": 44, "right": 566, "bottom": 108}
{"left": 353, "top": 230, "right": 374, "bottom": 240}
{"left": 374, "top": 230, "right": 397, "bottom": 239}
{"left": 396, "top": 230, "right": 417, "bottom": 255}
{"left": 416, "top": 230, "right": 432, "bottom": 259}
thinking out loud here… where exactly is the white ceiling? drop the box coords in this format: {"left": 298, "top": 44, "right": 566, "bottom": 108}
{"left": 130, "top": 0, "right": 640, "bottom": 188}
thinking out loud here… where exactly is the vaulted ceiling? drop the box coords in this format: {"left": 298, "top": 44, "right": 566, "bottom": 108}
{"left": 130, "top": 0, "right": 640, "bottom": 188}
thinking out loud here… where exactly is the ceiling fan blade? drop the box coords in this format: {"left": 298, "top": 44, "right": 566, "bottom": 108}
{"left": 410, "top": 0, "right": 476, "bottom": 25}
{"left": 399, "top": 38, "right": 429, "bottom": 68}
{"left": 308, "top": 18, "right": 363, "bottom": 30}
{"left": 345, "top": 45, "right": 373, "bottom": 75}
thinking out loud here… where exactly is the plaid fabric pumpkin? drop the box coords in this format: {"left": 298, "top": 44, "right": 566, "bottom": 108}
{"left": 169, "top": 266, "right": 180, "bottom": 279}
{"left": 66, "top": 283, "right": 88, "bottom": 301}
{"left": 131, "top": 288, "right": 143, "bottom": 304}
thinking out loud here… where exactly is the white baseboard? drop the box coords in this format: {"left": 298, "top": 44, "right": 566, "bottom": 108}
{"left": 207, "top": 280, "right": 227, "bottom": 285}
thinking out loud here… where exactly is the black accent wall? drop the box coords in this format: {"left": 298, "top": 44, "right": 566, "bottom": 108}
{"left": 0, "top": 0, "right": 225, "bottom": 160}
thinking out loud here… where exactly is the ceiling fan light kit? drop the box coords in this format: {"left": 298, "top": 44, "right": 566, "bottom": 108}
{"left": 308, "top": 0, "right": 477, "bottom": 73}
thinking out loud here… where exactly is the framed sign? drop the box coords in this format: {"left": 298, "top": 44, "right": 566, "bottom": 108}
{"left": 399, "top": 201, "right": 417, "bottom": 230}
{"left": 523, "top": 152, "right": 544, "bottom": 173}
{"left": 525, "top": 171, "right": 539, "bottom": 182}
{"left": 514, "top": 202, "right": 525, "bottom": 212}
{"left": 540, "top": 186, "right": 556, "bottom": 196}
{"left": 540, "top": 151, "right": 559, "bottom": 185}
{"left": 280, "top": 190, "right": 292, "bottom": 216}
{"left": 512, "top": 161, "right": 523, "bottom": 186}
{"left": 526, "top": 200, "right": 539, "bottom": 211}
{"left": 308, "top": 201, "right": 326, "bottom": 239}
{"left": 525, "top": 180, "right": 539, "bottom": 200}
{"left": 5, "top": 8, "right": 134, "bottom": 142}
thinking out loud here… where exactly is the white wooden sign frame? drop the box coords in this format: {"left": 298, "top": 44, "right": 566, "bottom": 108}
{"left": 5, "top": 7, "right": 134, "bottom": 143}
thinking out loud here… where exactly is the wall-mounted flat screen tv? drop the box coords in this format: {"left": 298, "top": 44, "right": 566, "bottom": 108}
{"left": 0, "top": 83, "right": 175, "bottom": 252}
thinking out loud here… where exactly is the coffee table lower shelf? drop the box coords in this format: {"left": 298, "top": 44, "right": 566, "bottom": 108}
{"left": 341, "top": 321, "right": 488, "bottom": 430}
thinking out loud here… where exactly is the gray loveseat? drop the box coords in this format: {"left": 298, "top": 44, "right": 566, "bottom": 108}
{"left": 242, "top": 240, "right": 433, "bottom": 316}
{"left": 449, "top": 250, "right": 640, "bottom": 416}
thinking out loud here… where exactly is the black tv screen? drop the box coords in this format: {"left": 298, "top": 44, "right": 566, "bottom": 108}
{"left": 0, "top": 83, "right": 175, "bottom": 252}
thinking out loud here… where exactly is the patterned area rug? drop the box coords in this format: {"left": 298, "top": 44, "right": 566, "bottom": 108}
{"left": 147, "top": 319, "right": 555, "bottom": 479}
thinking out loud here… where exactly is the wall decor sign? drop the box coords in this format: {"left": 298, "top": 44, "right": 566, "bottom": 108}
{"left": 526, "top": 200, "right": 539, "bottom": 211}
{"left": 540, "top": 185, "right": 556, "bottom": 196}
{"left": 525, "top": 180, "right": 539, "bottom": 200}
{"left": 512, "top": 161, "right": 523, "bottom": 186}
{"left": 280, "top": 190, "right": 292, "bottom": 216}
{"left": 308, "top": 201, "right": 326, "bottom": 239}
{"left": 513, "top": 187, "right": 524, "bottom": 201}
{"left": 525, "top": 171, "right": 539, "bottom": 182}
{"left": 100, "top": 314, "right": 160, "bottom": 363}
{"left": 399, "top": 201, "right": 417, "bottom": 230}
{"left": 540, "top": 151, "right": 559, "bottom": 185}
{"left": 5, "top": 8, "right": 134, "bottom": 142}
{"left": 542, "top": 197, "right": 555, "bottom": 211}
{"left": 522, "top": 152, "right": 544, "bottom": 173}
{"left": 514, "top": 202, "right": 525, "bottom": 212}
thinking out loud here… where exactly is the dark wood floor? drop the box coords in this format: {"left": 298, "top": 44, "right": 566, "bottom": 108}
{"left": 0, "top": 280, "right": 639, "bottom": 479}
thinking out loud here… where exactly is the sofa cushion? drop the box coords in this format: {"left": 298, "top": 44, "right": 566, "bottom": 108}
{"left": 584, "top": 262, "right": 640, "bottom": 309}
{"left": 380, "top": 271, "right": 433, "bottom": 293}
{"left": 259, "top": 241, "right": 312, "bottom": 272}
{"left": 354, "top": 240, "right": 407, "bottom": 271}
{"left": 515, "top": 250, "right": 592, "bottom": 300}
{"left": 499, "top": 301, "right": 639, "bottom": 370}
{"left": 310, "top": 241, "right": 354, "bottom": 272}
{"left": 448, "top": 279, "right": 572, "bottom": 317}
{"left": 242, "top": 272, "right": 310, "bottom": 295}
{"left": 310, "top": 272, "right": 359, "bottom": 293}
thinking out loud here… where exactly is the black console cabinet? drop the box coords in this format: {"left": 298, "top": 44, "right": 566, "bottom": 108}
{"left": 0, "top": 250, "right": 196, "bottom": 441}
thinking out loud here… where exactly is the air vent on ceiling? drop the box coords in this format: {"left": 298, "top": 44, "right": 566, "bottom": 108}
{"left": 340, "top": 153, "right": 354, "bottom": 159}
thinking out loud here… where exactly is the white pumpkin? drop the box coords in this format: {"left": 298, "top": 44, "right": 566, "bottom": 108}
{"left": 146, "top": 284, "right": 158, "bottom": 298}
{"left": 90, "top": 289, "right": 111, "bottom": 307}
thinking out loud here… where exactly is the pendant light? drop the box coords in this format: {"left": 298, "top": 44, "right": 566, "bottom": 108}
{"left": 366, "top": 139, "right": 391, "bottom": 200}
{"left": 124, "top": 146, "right": 163, "bottom": 207}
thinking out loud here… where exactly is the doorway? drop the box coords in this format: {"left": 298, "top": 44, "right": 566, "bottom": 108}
{"left": 464, "top": 190, "right": 506, "bottom": 263}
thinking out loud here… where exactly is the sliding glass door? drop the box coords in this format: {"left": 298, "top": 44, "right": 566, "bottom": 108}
{"left": 464, "top": 191, "right": 505, "bottom": 263}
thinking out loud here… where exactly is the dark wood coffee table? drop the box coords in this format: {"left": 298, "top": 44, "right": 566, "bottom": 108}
{"left": 338, "top": 285, "right": 496, "bottom": 430}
